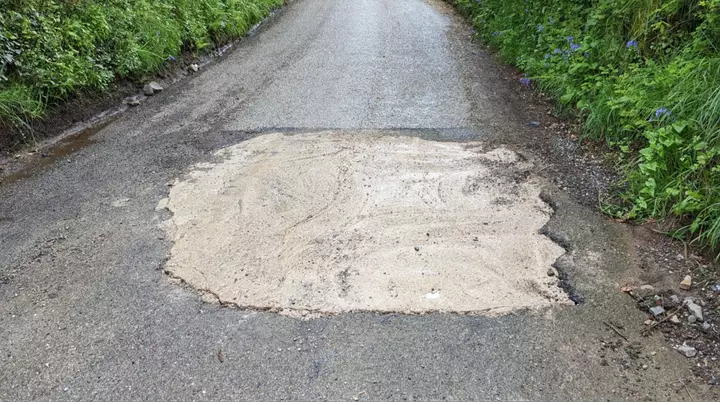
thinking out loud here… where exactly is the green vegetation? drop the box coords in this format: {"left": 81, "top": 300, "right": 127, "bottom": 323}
{"left": 0, "top": 0, "right": 283, "bottom": 141}
{"left": 455, "top": 0, "right": 720, "bottom": 254}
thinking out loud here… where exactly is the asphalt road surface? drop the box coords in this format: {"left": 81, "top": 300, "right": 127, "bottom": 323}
{"left": 0, "top": 0, "right": 712, "bottom": 400}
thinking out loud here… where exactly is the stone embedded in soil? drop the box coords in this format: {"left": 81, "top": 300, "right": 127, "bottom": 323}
{"left": 689, "top": 315, "right": 698, "bottom": 323}
{"left": 143, "top": 84, "right": 155, "bottom": 96}
{"left": 638, "top": 284, "right": 654, "bottom": 292}
{"left": 670, "top": 315, "right": 680, "bottom": 324}
{"left": 148, "top": 81, "right": 163, "bottom": 92}
{"left": 680, "top": 275, "right": 692, "bottom": 290}
{"left": 686, "top": 300, "right": 703, "bottom": 321}
{"left": 649, "top": 306, "right": 665, "bottom": 318}
{"left": 189, "top": 63, "right": 199, "bottom": 72}
{"left": 677, "top": 344, "right": 697, "bottom": 358}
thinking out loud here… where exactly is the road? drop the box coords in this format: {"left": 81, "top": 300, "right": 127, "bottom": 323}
{"left": 0, "top": 0, "right": 710, "bottom": 400}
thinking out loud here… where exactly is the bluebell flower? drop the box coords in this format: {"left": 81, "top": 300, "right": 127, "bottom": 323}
{"left": 168, "top": 55, "right": 176, "bottom": 61}
{"left": 543, "top": 53, "right": 550, "bottom": 59}
{"left": 553, "top": 48, "right": 562, "bottom": 54}
{"left": 536, "top": 24, "right": 544, "bottom": 32}
{"left": 570, "top": 43, "right": 580, "bottom": 51}
{"left": 567, "top": 35, "right": 574, "bottom": 42}
{"left": 520, "top": 77, "right": 531, "bottom": 86}
{"left": 654, "top": 107, "right": 670, "bottom": 117}
{"left": 626, "top": 39, "right": 638, "bottom": 48}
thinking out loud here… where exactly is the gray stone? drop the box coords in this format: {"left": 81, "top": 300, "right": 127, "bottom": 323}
{"left": 669, "top": 295, "right": 680, "bottom": 305}
{"left": 143, "top": 84, "right": 155, "bottom": 96}
{"left": 189, "top": 63, "right": 199, "bottom": 72}
{"left": 547, "top": 268, "right": 555, "bottom": 277}
{"left": 649, "top": 306, "right": 665, "bottom": 317}
{"left": 148, "top": 81, "right": 163, "bottom": 92}
{"left": 677, "top": 344, "right": 697, "bottom": 358}
{"left": 688, "top": 315, "right": 697, "bottom": 323}
{"left": 670, "top": 315, "right": 680, "bottom": 324}
{"left": 638, "top": 284, "right": 654, "bottom": 292}
{"left": 703, "top": 322, "right": 711, "bottom": 331}
{"left": 686, "top": 301, "right": 703, "bottom": 321}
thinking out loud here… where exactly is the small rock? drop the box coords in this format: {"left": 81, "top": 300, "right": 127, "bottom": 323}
{"left": 644, "top": 319, "right": 654, "bottom": 326}
{"left": 649, "top": 306, "right": 665, "bottom": 318}
{"left": 703, "top": 322, "right": 711, "bottom": 331}
{"left": 547, "top": 268, "right": 555, "bottom": 276}
{"left": 414, "top": 246, "right": 420, "bottom": 252}
{"left": 686, "top": 301, "right": 703, "bottom": 321}
{"left": 189, "top": 63, "right": 199, "bottom": 72}
{"left": 677, "top": 344, "right": 697, "bottom": 358}
{"left": 676, "top": 254, "right": 685, "bottom": 261}
{"left": 143, "top": 84, "right": 155, "bottom": 96}
{"left": 642, "top": 364, "right": 648, "bottom": 370}
{"left": 148, "top": 81, "right": 163, "bottom": 92}
{"left": 680, "top": 275, "right": 692, "bottom": 290}
{"left": 127, "top": 99, "right": 141, "bottom": 106}
{"left": 688, "top": 315, "right": 697, "bottom": 323}
{"left": 670, "top": 315, "right": 680, "bottom": 324}
{"left": 638, "top": 284, "right": 654, "bottom": 292}
{"left": 525, "top": 121, "right": 540, "bottom": 127}
{"left": 669, "top": 295, "right": 680, "bottom": 306}
{"left": 711, "top": 284, "right": 720, "bottom": 292}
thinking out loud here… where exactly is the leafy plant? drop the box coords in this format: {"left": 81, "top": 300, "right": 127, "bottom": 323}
{"left": 456, "top": 0, "right": 720, "bottom": 254}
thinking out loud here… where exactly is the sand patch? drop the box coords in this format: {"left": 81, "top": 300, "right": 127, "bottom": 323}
{"left": 161, "top": 132, "right": 569, "bottom": 316}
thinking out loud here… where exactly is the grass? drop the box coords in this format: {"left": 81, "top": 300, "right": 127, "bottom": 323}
{"left": 0, "top": 0, "right": 284, "bottom": 142}
{"left": 454, "top": 0, "right": 720, "bottom": 256}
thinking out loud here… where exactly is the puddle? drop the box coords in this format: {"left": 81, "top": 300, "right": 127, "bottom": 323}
{"left": 161, "top": 131, "right": 571, "bottom": 317}
{"left": 0, "top": 119, "right": 114, "bottom": 185}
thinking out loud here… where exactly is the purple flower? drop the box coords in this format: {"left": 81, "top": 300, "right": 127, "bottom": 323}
{"left": 570, "top": 43, "right": 580, "bottom": 51}
{"left": 626, "top": 39, "right": 638, "bottom": 48}
{"left": 553, "top": 48, "right": 562, "bottom": 54}
{"left": 168, "top": 55, "right": 176, "bottom": 61}
{"left": 567, "top": 35, "right": 575, "bottom": 42}
{"left": 654, "top": 107, "right": 670, "bottom": 117}
{"left": 520, "top": 77, "right": 531, "bottom": 86}
{"left": 536, "top": 24, "right": 544, "bottom": 32}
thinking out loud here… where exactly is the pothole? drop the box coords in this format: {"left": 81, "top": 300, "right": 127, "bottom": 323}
{"left": 159, "top": 131, "right": 570, "bottom": 317}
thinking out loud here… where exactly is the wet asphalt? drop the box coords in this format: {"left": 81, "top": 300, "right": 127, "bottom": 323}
{"left": 0, "top": 0, "right": 712, "bottom": 400}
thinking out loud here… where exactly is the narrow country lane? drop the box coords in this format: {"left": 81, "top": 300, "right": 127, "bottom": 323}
{"left": 0, "top": 0, "right": 711, "bottom": 400}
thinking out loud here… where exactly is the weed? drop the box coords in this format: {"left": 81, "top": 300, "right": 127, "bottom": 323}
{"left": 455, "top": 0, "right": 720, "bottom": 254}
